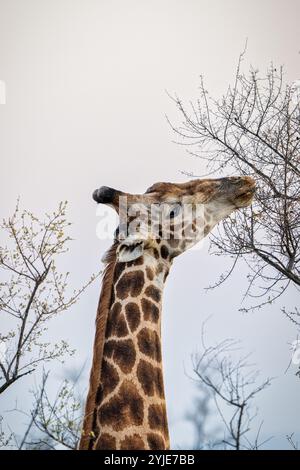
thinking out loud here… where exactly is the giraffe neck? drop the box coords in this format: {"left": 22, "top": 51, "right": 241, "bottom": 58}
{"left": 81, "top": 250, "right": 171, "bottom": 450}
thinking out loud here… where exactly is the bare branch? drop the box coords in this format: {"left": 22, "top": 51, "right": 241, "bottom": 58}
{"left": 169, "top": 60, "right": 300, "bottom": 316}
{"left": 190, "top": 324, "right": 272, "bottom": 449}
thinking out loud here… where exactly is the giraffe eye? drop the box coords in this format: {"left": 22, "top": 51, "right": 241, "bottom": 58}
{"left": 169, "top": 205, "right": 181, "bottom": 219}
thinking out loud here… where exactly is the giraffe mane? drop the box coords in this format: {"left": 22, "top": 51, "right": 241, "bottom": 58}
{"left": 80, "top": 241, "right": 118, "bottom": 449}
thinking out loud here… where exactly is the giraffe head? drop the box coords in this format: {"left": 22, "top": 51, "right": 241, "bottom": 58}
{"left": 93, "top": 176, "right": 255, "bottom": 263}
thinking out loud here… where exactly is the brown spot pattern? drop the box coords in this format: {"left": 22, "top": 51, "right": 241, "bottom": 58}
{"left": 94, "top": 433, "right": 116, "bottom": 450}
{"left": 114, "top": 262, "right": 125, "bottom": 283}
{"left": 99, "top": 359, "right": 119, "bottom": 400}
{"left": 145, "top": 285, "right": 161, "bottom": 303}
{"left": 141, "top": 298, "right": 159, "bottom": 323}
{"left": 204, "top": 224, "right": 211, "bottom": 236}
{"left": 125, "top": 302, "right": 141, "bottom": 332}
{"left": 147, "top": 433, "right": 166, "bottom": 450}
{"left": 98, "top": 380, "right": 144, "bottom": 431}
{"left": 169, "top": 238, "right": 180, "bottom": 248}
{"left": 137, "top": 328, "right": 161, "bottom": 362}
{"left": 106, "top": 302, "right": 129, "bottom": 338}
{"left": 120, "top": 434, "right": 145, "bottom": 450}
{"left": 146, "top": 266, "right": 154, "bottom": 281}
{"left": 116, "top": 271, "right": 145, "bottom": 299}
{"left": 104, "top": 339, "right": 136, "bottom": 373}
{"left": 137, "top": 359, "right": 164, "bottom": 397}
{"left": 148, "top": 403, "right": 168, "bottom": 435}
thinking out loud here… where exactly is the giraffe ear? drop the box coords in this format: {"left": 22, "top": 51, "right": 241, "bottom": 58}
{"left": 116, "top": 239, "right": 145, "bottom": 263}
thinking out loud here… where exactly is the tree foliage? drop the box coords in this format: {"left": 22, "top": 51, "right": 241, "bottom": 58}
{"left": 0, "top": 201, "right": 97, "bottom": 394}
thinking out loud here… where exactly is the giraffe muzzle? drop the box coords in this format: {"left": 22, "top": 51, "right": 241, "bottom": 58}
{"left": 220, "top": 176, "right": 255, "bottom": 196}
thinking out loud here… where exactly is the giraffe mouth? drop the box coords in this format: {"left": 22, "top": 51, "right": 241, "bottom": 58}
{"left": 230, "top": 177, "right": 256, "bottom": 207}
{"left": 219, "top": 176, "right": 256, "bottom": 208}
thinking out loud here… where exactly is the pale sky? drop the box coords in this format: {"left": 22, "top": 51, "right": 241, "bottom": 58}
{"left": 1, "top": 0, "right": 300, "bottom": 449}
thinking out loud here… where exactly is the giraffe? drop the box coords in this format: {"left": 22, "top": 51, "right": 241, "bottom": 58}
{"left": 79, "top": 176, "right": 255, "bottom": 450}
